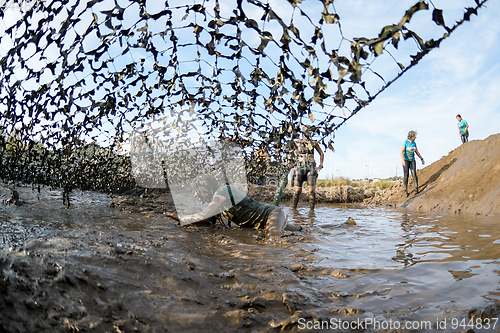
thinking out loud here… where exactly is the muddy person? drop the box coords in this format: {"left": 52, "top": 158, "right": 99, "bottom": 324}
{"left": 400, "top": 130, "right": 425, "bottom": 197}
{"left": 165, "top": 174, "right": 300, "bottom": 238}
{"left": 253, "top": 145, "right": 268, "bottom": 185}
{"left": 292, "top": 125, "right": 324, "bottom": 210}
{"left": 456, "top": 114, "right": 469, "bottom": 144}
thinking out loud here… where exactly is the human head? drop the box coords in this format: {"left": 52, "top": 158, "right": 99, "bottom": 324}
{"left": 407, "top": 130, "right": 417, "bottom": 141}
{"left": 456, "top": 114, "right": 462, "bottom": 121}
{"left": 191, "top": 174, "right": 219, "bottom": 203}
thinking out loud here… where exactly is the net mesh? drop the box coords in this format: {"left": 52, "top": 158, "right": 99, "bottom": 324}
{"left": 0, "top": 0, "right": 489, "bottom": 203}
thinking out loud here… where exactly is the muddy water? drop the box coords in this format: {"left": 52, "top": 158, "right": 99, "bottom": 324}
{"left": 1, "top": 185, "right": 499, "bottom": 332}
{"left": 288, "top": 204, "right": 500, "bottom": 329}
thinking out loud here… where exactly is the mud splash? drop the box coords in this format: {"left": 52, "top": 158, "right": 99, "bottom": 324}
{"left": 1, "top": 185, "right": 499, "bottom": 332}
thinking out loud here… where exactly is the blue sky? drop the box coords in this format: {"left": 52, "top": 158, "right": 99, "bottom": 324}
{"left": 1, "top": 0, "right": 498, "bottom": 180}
{"left": 320, "top": 0, "right": 500, "bottom": 179}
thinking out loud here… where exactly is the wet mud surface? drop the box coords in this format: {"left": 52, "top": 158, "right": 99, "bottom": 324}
{"left": 1, "top": 184, "right": 500, "bottom": 332}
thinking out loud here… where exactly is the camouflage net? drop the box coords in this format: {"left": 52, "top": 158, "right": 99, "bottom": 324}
{"left": 0, "top": 0, "right": 489, "bottom": 202}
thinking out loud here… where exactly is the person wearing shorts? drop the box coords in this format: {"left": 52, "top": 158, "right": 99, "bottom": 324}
{"left": 292, "top": 126, "right": 324, "bottom": 210}
{"left": 400, "top": 130, "right": 425, "bottom": 197}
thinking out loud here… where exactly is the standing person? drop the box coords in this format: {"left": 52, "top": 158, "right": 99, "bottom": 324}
{"left": 252, "top": 144, "right": 269, "bottom": 185}
{"left": 253, "top": 145, "right": 268, "bottom": 185}
{"left": 400, "top": 130, "right": 425, "bottom": 197}
{"left": 292, "top": 125, "right": 324, "bottom": 210}
{"left": 456, "top": 114, "right": 469, "bottom": 144}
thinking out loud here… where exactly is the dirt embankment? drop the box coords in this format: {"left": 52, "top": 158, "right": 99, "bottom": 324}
{"left": 366, "top": 133, "right": 500, "bottom": 216}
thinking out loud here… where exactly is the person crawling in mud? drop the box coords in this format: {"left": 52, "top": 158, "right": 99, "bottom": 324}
{"left": 165, "top": 174, "right": 300, "bottom": 238}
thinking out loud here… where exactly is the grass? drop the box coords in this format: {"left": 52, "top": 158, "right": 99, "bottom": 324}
{"left": 315, "top": 177, "right": 396, "bottom": 189}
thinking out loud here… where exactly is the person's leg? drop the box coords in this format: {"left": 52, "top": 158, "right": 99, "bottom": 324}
{"left": 464, "top": 132, "right": 469, "bottom": 143}
{"left": 461, "top": 134, "right": 466, "bottom": 144}
{"left": 403, "top": 160, "right": 410, "bottom": 196}
{"left": 293, "top": 187, "right": 301, "bottom": 209}
{"left": 267, "top": 207, "right": 288, "bottom": 237}
{"left": 308, "top": 185, "right": 316, "bottom": 209}
{"left": 410, "top": 160, "right": 418, "bottom": 194}
{"left": 307, "top": 166, "right": 318, "bottom": 210}
{"left": 293, "top": 168, "right": 306, "bottom": 209}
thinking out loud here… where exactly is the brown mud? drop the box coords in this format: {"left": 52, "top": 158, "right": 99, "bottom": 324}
{"left": 366, "top": 133, "right": 500, "bottom": 216}
{"left": 1, "top": 186, "right": 401, "bottom": 333}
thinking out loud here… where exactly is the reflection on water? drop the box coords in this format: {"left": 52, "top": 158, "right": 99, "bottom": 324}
{"left": 1, "top": 186, "right": 499, "bottom": 330}
{"left": 289, "top": 204, "right": 500, "bottom": 269}
{"left": 283, "top": 204, "right": 500, "bottom": 324}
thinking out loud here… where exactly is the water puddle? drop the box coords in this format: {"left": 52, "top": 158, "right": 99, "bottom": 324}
{"left": 280, "top": 204, "right": 500, "bottom": 323}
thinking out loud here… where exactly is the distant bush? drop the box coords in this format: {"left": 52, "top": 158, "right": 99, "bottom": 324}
{"left": 369, "top": 180, "right": 394, "bottom": 189}
{"left": 316, "top": 177, "right": 396, "bottom": 189}
{"left": 316, "top": 177, "right": 353, "bottom": 187}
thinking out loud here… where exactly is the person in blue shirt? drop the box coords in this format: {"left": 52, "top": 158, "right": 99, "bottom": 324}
{"left": 400, "top": 131, "right": 425, "bottom": 197}
{"left": 456, "top": 114, "right": 469, "bottom": 144}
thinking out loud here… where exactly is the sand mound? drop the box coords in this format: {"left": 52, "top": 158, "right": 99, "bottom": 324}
{"left": 366, "top": 133, "right": 500, "bottom": 216}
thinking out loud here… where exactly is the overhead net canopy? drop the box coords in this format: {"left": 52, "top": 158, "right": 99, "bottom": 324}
{"left": 0, "top": 0, "right": 489, "bottom": 205}
{"left": 129, "top": 103, "right": 248, "bottom": 219}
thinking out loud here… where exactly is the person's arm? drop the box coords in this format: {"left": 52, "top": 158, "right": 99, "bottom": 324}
{"left": 400, "top": 145, "right": 406, "bottom": 166}
{"left": 315, "top": 143, "right": 324, "bottom": 170}
{"left": 415, "top": 147, "right": 425, "bottom": 165}
{"left": 465, "top": 121, "right": 469, "bottom": 132}
{"left": 166, "top": 195, "right": 226, "bottom": 226}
